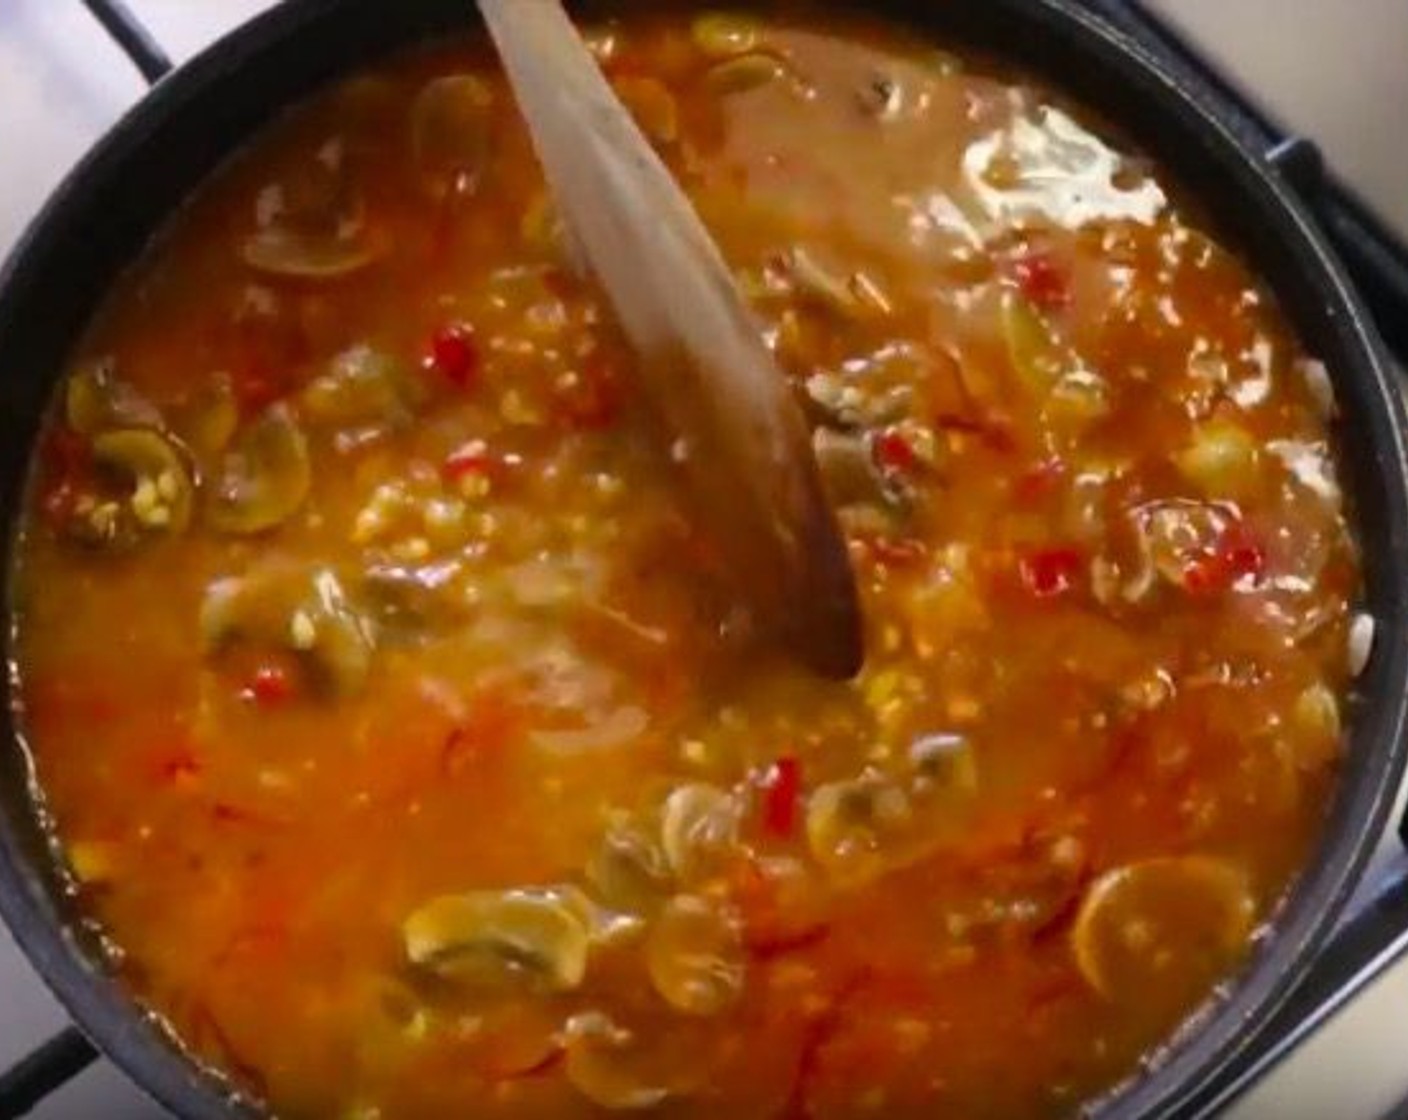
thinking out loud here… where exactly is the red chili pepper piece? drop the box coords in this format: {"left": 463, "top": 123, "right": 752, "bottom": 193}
{"left": 1181, "top": 554, "right": 1223, "bottom": 596}
{"left": 246, "top": 664, "right": 295, "bottom": 707}
{"left": 1019, "top": 546, "right": 1084, "bottom": 598}
{"left": 1224, "top": 539, "right": 1266, "bottom": 582}
{"left": 424, "top": 323, "right": 480, "bottom": 388}
{"left": 1010, "top": 250, "right": 1070, "bottom": 312}
{"left": 871, "top": 429, "right": 918, "bottom": 474}
{"left": 1184, "top": 528, "right": 1265, "bottom": 596}
{"left": 760, "top": 755, "right": 803, "bottom": 838}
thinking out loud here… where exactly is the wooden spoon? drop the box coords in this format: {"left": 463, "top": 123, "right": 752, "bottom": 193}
{"left": 478, "top": 0, "right": 862, "bottom": 678}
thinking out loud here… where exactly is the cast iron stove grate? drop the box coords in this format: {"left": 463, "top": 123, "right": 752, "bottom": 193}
{"left": 3, "top": 0, "right": 1408, "bottom": 1116}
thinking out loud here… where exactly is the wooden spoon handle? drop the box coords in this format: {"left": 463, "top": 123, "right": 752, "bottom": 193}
{"left": 478, "top": 0, "right": 861, "bottom": 677}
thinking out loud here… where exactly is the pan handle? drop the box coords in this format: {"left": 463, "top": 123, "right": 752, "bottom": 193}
{"left": 0, "top": 1028, "right": 98, "bottom": 1119}
{"left": 80, "top": 0, "right": 172, "bottom": 85}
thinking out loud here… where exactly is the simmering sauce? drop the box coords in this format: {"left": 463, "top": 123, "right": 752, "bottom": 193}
{"left": 10, "top": 8, "right": 1362, "bottom": 1118}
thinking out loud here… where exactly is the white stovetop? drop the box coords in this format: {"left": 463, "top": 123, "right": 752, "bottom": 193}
{"left": 3, "top": 2, "right": 1408, "bottom": 1117}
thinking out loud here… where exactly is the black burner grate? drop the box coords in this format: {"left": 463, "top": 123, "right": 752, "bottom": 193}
{"left": 3, "top": 2, "right": 1408, "bottom": 1118}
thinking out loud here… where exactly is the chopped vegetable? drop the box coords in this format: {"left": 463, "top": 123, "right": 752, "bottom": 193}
{"left": 245, "top": 663, "right": 297, "bottom": 706}
{"left": 691, "top": 12, "right": 762, "bottom": 58}
{"left": 403, "top": 887, "right": 590, "bottom": 992}
{"left": 907, "top": 732, "right": 977, "bottom": 796}
{"left": 65, "top": 360, "right": 162, "bottom": 435}
{"left": 95, "top": 428, "right": 193, "bottom": 531}
{"left": 242, "top": 229, "right": 379, "bottom": 280}
{"left": 587, "top": 824, "right": 674, "bottom": 914}
{"left": 301, "top": 345, "right": 421, "bottom": 431}
{"left": 660, "top": 783, "right": 742, "bottom": 884}
{"left": 201, "top": 565, "right": 375, "bottom": 696}
{"left": 806, "top": 771, "right": 911, "bottom": 885}
{"left": 410, "top": 74, "right": 494, "bottom": 199}
{"left": 871, "top": 429, "right": 918, "bottom": 475}
{"left": 758, "top": 755, "right": 802, "bottom": 838}
{"left": 422, "top": 323, "right": 480, "bottom": 389}
{"left": 1008, "top": 250, "right": 1070, "bottom": 312}
{"left": 1018, "top": 546, "right": 1084, "bottom": 599}
{"left": 705, "top": 52, "right": 789, "bottom": 96}
{"left": 645, "top": 894, "right": 745, "bottom": 1015}
{"left": 1071, "top": 856, "right": 1254, "bottom": 1005}
{"left": 563, "top": 1012, "right": 700, "bottom": 1111}
{"left": 206, "top": 406, "right": 311, "bottom": 535}
{"left": 175, "top": 374, "right": 239, "bottom": 460}
{"left": 59, "top": 428, "right": 194, "bottom": 550}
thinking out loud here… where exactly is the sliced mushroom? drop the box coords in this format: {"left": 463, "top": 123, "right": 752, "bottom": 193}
{"left": 411, "top": 74, "right": 494, "bottom": 200}
{"left": 586, "top": 824, "right": 674, "bottom": 914}
{"left": 691, "top": 12, "right": 763, "bottom": 58}
{"left": 65, "top": 360, "right": 162, "bottom": 435}
{"left": 563, "top": 1012, "right": 706, "bottom": 1111}
{"left": 173, "top": 373, "right": 239, "bottom": 461}
{"left": 300, "top": 344, "right": 421, "bottom": 433}
{"left": 1071, "top": 856, "right": 1255, "bottom": 1005}
{"left": 206, "top": 405, "right": 311, "bottom": 535}
{"left": 806, "top": 771, "right": 911, "bottom": 886}
{"left": 242, "top": 228, "right": 380, "bottom": 280}
{"left": 359, "top": 561, "right": 464, "bottom": 639}
{"left": 63, "top": 428, "right": 194, "bottom": 550}
{"left": 243, "top": 139, "right": 377, "bottom": 279}
{"left": 403, "top": 887, "right": 590, "bottom": 992}
{"left": 645, "top": 895, "right": 745, "bottom": 1015}
{"left": 302, "top": 568, "right": 376, "bottom": 696}
{"left": 94, "top": 428, "right": 193, "bottom": 531}
{"left": 908, "top": 732, "right": 978, "bottom": 797}
{"left": 201, "top": 564, "right": 375, "bottom": 696}
{"left": 445, "top": 1001, "right": 565, "bottom": 1082}
{"left": 705, "top": 52, "right": 789, "bottom": 96}
{"left": 660, "top": 783, "right": 742, "bottom": 884}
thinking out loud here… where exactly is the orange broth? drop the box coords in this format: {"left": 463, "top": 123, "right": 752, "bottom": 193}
{"left": 10, "top": 8, "right": 1360, "bottom": 1119}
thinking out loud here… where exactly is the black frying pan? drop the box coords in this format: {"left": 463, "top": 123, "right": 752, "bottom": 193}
{"left": 2, "top": 2, "right": 1408, "bottom": 1118}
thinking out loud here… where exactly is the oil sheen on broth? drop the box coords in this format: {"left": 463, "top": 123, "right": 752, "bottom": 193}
{"left": 10, "top": 7, "right": 1360, "bottom": 1119}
